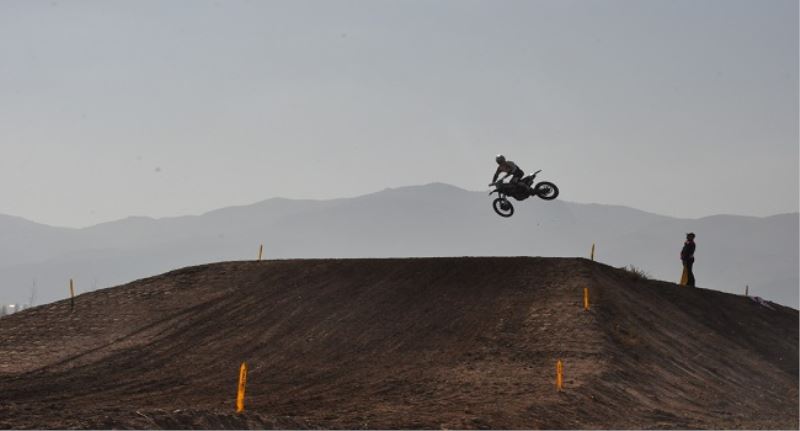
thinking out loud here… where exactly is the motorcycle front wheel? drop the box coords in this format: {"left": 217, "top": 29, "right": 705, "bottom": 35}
{"left": 533, "top": 181, "right": 559, "bottom": 200}
{"left": 492, "top": 198, "right": 514, "bottom": 217}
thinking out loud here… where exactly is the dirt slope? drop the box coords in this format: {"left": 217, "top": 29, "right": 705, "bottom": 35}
{"left": 0, "top": 257, "right": 796, "bottom": 429}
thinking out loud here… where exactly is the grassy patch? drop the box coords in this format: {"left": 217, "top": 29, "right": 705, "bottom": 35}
{"left": 620, "top": 265, "right": 651, "bottom": 281}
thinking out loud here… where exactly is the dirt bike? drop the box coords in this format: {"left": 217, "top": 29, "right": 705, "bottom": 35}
{"left": 489, "top": 170, "right": 559, "bottom": 217}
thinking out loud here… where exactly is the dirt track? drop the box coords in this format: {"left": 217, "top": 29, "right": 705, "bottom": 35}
{"left": 0, "top": 257, "right": 797, "bottom": 429}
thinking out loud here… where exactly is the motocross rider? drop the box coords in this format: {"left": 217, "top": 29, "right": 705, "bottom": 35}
{"left": 491, "top": 155, "right": 531, "bottom": 193}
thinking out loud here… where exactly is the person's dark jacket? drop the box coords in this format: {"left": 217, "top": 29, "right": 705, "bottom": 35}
{"left": 681, "top": 240, "right": 696, "bottom": 263}
{"left": 492, "top": 161, "right": 522, "bottom": 183}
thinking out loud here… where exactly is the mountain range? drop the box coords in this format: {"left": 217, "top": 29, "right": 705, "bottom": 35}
{"left": 1, "top": 183, "right": 797, "bottom": 308}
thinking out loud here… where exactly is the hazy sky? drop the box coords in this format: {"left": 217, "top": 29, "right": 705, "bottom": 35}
{"left": 1, "top": 0, "right": 797, "bottom": 228}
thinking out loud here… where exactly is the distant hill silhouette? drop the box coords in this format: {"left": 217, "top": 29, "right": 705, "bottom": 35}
{"left": 0, "top": 183, "right": 797, "bottom": 307}
{"left": 0, "top": 258, "right": 796, "bottom": 428}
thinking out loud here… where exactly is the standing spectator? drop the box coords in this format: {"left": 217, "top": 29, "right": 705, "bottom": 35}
{"left": 681, "top": 232, "right": 697, "bottom": 287}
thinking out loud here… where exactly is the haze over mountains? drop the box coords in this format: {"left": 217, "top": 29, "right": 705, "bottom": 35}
{"left": 1, "top": 183, "right": 797, "bottom": 308}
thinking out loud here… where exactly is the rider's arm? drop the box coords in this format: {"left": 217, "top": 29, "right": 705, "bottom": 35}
{"left": 492, "top": 167, "right": 502, "bottom": 183}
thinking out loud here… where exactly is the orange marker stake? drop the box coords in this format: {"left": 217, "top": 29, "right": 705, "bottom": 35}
{"left": 556, "top": 360, "right": 563, "bottom": 391}
{"left": 69, "top": 279, "right": 75, "bottom": 311}
{"left": 583, "top": 287, "right": 590, "bottom": 311}
{"left": 236, "top": 362, "right": 248, "bottom": 413}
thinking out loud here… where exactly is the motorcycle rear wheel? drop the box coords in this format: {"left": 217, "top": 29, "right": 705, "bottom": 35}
{"left": 533, "top": 181, "right": 559, "bottom": 200}
{"left": 492, "top": 198, "right": 514, "bottom": 217}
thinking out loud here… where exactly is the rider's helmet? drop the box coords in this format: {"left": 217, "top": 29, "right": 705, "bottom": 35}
{"left": 495, "top": 154, "right": 506, "bottom": 164}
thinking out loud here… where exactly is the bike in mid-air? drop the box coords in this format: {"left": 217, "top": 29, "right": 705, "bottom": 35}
{"left": 489, "top": 170, "right": 559, "bottom": 217}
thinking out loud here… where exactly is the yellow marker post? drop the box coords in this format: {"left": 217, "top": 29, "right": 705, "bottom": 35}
{"left": 680, "top": 266, "right": 688, "bottom": 286}
{"left": 583, "top": 287, "right": 590, "bottom": 311}
{"left": 556, "top": 360, "right": 563, "bottom": 391}
{"left": 69, "top": 279, "right": 75, "bottom": 311}
{"left": 590, "top": 243, "right": 595, "bottom": 261}
{"left": 236, "top": 362, "right": 248, "bottom": 413}
{"left": 257, "top": 244, "right": 263, "bottom": 261}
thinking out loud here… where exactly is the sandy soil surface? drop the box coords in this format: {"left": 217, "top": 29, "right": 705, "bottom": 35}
{"left": 0, "top": 257, "right": 796, "bottom": 429}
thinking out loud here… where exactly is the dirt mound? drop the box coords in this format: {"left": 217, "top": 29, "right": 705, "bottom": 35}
{"left": 0, "top": 257, "right": 796, "bottom": 429}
